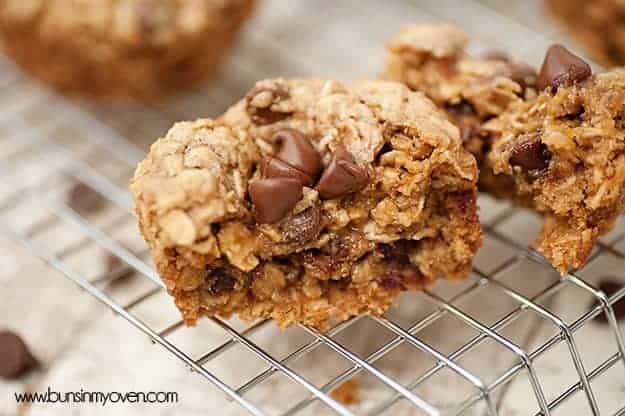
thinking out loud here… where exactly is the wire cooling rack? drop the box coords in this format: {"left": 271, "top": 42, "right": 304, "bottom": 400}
{"left": 0, "top": 0, "right": 624, "bottom": 415}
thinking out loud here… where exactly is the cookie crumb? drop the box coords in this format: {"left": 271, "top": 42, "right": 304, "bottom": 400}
{"left": 330, "top": 379, "right": 361, "bottom": 405}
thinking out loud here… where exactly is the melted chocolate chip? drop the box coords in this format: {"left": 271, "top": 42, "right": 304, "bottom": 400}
{"left": 245, "top": 85, "right": 292, "bottom": 125}
{"left": 249, "top": 177, "right": 303, "bottom": 223}
{"left": 273, "top": 129, "right": 322, "bottom": 179}
{"left": 281, "top": 204, "right": 322, "bottom": 244}
{"left": 509, "top": 135, "right": 552, "bottom": 171}
{"left": 261, "top": 157, "right": 314, "bottom": 186}
{"left": 536, "top": 44, "right": 592, "bottom": 92}
{"left": 380, "top": 275, "right": 405, "bottom": 290}
{"left": 206, "top": 268, "right": 236, "bottom": 295}
{"left": 380, "top": 241, "right": 412, "bottom": 266}
{"left": 593, "top": 278, "right": 625, "bottom": 324}
{"left": 0, "top": 331, "right": 39, "bottom": 379}
{"left": 316, "top": 148, "right": 368, "bottom": 199}
{"left": 379, "top": 241, "right": 423, "bottom": 291}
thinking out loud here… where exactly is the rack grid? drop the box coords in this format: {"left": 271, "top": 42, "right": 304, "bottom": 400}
{"left": 0, "top": 0, "right": 624, "bottom": 415}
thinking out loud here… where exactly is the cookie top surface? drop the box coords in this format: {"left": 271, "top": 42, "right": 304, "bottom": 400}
{"left": 387, "top": 23, "right": 468, "bottom": 60}
{"left": 131, "top": 78, "right": 477, "bottom": 257}
{"left": 384, "top": 23, "right": 536, "bottom": 118}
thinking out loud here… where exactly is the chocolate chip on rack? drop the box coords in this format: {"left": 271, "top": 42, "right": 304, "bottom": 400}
{"left": 317, "top": 147, "right": 369, "bottom": 199}
{"left": 0, "top": 330, "right": 39, "bottom": 379}
{"left": 245, "top": 84, "right": 292, "bottom": 125}
{"left": 509, "top": 135, "right": 552, "bottom": 171}
{"left": 536, "top": 44, "right": 592, "bottom": 92}
{"left": 249, "top": 177, "right": 303, "bottom": 223}
{"left": 272, "top": 128, "right": 322, "bottom": 182}
{"left": 67, "top": 183, "right": 104, "bottom": 214}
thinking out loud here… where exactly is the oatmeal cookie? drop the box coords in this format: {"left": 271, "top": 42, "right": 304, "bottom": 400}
{"left": 383, "top": 23, "right": 538, "bottom": 195}
{"left": 485, "top": 46, "right": 625, "bottom": 273}
{"left": 0, "top": 0, "right": 255, "bottom": 100}
{"left": 546, "top": 0, "right": 625, "bottom": 67}
{"left": 131, "top": 78, "right": 482, "bottom": 328}
{"left": 385, "top": 24, "right": 625, "bottom": 274}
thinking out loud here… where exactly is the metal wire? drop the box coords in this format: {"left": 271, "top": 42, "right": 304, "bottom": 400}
{"left": 0, "top": 1, "right": 624, "bottom": 415}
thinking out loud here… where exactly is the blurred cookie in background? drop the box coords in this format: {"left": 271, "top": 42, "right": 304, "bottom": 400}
{"left": 546, "top": 0, "right": 625, "bottom": 67}
{"left": 0, "top": 0, "right": 256, "bottom": 100}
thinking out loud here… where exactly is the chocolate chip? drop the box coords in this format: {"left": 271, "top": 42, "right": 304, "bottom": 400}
{"left": 206, "top": 268, "right": 236, "bottom": 295}
{"left": 509, "top": 135, "right": 552, "bottom": 171}
{"left": 536, "top": 44, "right": 592, "bottom": 92}
{"left": 380, "top": 241, "right": 412, "bottom": 266}
{"left": 482, "top": 50, "right": 510, "bottom": 62}
{"left": 510, "top": 62, "right": 538, "bottom": 92}
{"left": 261, "top": 157, "right": 315, "bottom": 186}
{"left": 451, "top": 190, "right": 478, "bottom": 216}
{"left": 300, "top": 249, "right": 339, "bottom": 274}
{"left": 249, "top": 177, "right": 303, "bottom": 223}
{"left": 0, "top": 331, "right": 39, "bottom": 379}
{"left": 379, "top": 241, "right": 423, "bottom": 291}
{"left": 273, "top": 129, "right": 322, "bottom": 179}
{"left": 445, "top": 101, "right": 476, "bottom": 118}
{"left": 281, "top": 204, "right": 322, "bottom": 244}
{"left": 481, "top": 52, "right": 537, "bottom": 93}
{"left": 245, "top": 85, "right": 292, "bottom": 125}
{"left": 593, "top": 278, "right": 625, "bottom": 324}
{"left": 67, "top": 183, "right": 104, "bottom": 214}
{"left": 380, "top": 275, "right": 405, "bottom": 290}
{"left": 316, "top": 148, "right": 369, "bottom": 199}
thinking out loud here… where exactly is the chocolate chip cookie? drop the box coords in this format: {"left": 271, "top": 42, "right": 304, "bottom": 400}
{"left": 131, "top": 78, "right": 482, "bottom": 328}
{"left": 485, "top": 50, "right": 625, "bottom": 273}
{"left": 546, "top": 0, "right": 625, "bottom": 67}
{"left": 0, "top": 0, "right": 255, "bottom": 100}
{"left": 383, "top": 23, "right": 538, "bottom": 196}
{"left": 385, "top": 24, "right": 625, "bottom": 274}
